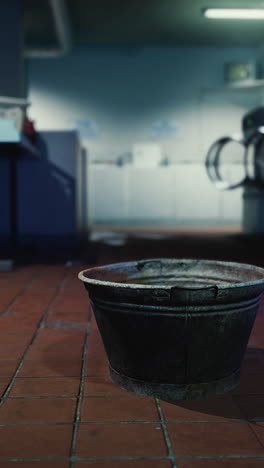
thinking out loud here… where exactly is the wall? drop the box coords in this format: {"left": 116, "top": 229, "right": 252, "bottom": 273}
{"left": 0, "top": 0, "right": 26, "bottom": 238}
{"left": 0, "top": 0, "right": 24, "bottom": 97}
{"left": 26, "top": 46, "right": 264, "bottom": 226}
{"left": 27, "top": 46, "right": 262, "bottom": 162}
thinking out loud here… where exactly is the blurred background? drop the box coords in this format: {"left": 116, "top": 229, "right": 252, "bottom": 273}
{"left": 1, "top": 0, "right": 264, "bottom": 268}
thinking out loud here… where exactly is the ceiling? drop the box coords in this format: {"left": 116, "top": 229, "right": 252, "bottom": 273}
{"left": 23, "top": 0, "right": 264, "bottom": 52}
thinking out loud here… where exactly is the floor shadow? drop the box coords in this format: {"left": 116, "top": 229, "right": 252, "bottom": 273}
{"left": 160, "top": 346, "right": 264, "bottom": 421}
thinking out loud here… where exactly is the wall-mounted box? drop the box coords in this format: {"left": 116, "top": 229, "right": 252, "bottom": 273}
{"left": 0, "top": 96, "right": 29, "bottom": 135}
{"left": 224, "top": 62, "right": 259, "bottom": 84}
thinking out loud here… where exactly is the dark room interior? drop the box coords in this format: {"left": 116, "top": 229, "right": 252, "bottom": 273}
{"left": 1, "top": 1, "right": 264, "bottom": 467}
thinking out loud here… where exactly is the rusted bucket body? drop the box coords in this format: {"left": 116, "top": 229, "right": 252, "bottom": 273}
{"left": 78, "top": 259, "right": 264, "bottom": 400}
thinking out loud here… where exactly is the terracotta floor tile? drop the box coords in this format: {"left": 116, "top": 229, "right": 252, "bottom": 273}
{"left": 86, "top": 346, "right": 105, "bottom": 359}
{"left": 89, "top": 315, "right": 98, "bottom": 329}
{"left": 244, "top": 347, "right": 264, "bottom": 360}
{"left": 16, "top": 315, "right": 44, "bottom": 324}
{"left": 253, "top": 315, "right": 264, "bottom": 327}
{"left": 9, "top": 299, "right": 48, "bottom": 309}
{"left": 249, "top": 421, "right": 264, "bottom": 445}
{"left": 0, "top": 463, "right": 70, "bottom": 468}
{"left": 4, "top": 301, "right": 45, "bottom": 320}
{"left": 50, "top": 298, "right": 88, "bottom": 309}
{"left": 251, "top": 324, "right": 264, "bottom": 335}
{"left": 0, "top": 379, "right": 9, "bottom": 396}
{"left": 0, "top": 397, "right": 76, "bottom": 423}
{"left": 86, "top": 358, "right": 109, "bottom": 375}
{"left": 177, "top": 458, "right": 264, "bottom": 467}
{"left": 26, "top": 344, "right": 84, "bottom": 360}
{"left": 84, "top": 375, "right": 129, "bottom": 396}
{"left": 241, "top": 348, "right": 264, "bottom": 373}
{"left": 81, "top": 396, "right": 159, "bottom": 422}
{"left": 19, "top": 359, "right": 82, "bottom": 377}
{"left": 88, "top": 328, "right": 103, "bottom": 338}
{"left": 87, "top": 333, "right": 105, "bottom": 351}
{"left": 0, "top": 323, "right": 37, "bottom": 333}
{"left": 48, "top": 309, "right": 88, "bottom": 318}
{"left": 45, "top": 296, "right": 86, "bottom": 306}
{"left": 75, "top": 461, "right": 171, "bottom": 467}
{"left": 248, "top": 339, "right": 263, "bottom": 350}
{"left": 0, "top": 334, "right": 33, "bottom": 345}
{"left": 233, "top": 395, "right": 264, "bottom": 419}
{"left": 86, "top": 337, "right": 103, "bottom": 347}
{"left": 33, "top": 330, "right": 86, "bottom": 345}
{"left": 160, "top": 395, "right": 243, "bottom": 421}
{"left": 13, "top": 319, "right": 41, "bottom": 327}
{"left": 44, "top": 320, "right": 88, "bottom": 333}
{"left": 0, "top": 424, "right": 72, "bottom": 458}
{"left": 250, "top": 335, "right": 264, "bottom": 348}
{"left": 232, "top": 372, "right": 264, "bottom": 394}
{"left": 167, "top": 421, "right": 264, "bottom": 456}
{"left": 0, "top": 345, "right": 26, "bottom": 360}
{"left": 46, "top": 313, "right": 89, "bottom": 323}
{"left": 86, "top": 344, "right": 107, "bottom": 360}
{"left": 25, "top": 288, "right": 58, "bottom": 297}
{"left": 0, "top": 360, "right": 19, "bottom": 377}
{"left": 9, "top": 377, "right": 80, "bottom": 397}
{"left": 76, "top": 423, "right": 167, "bottom": 458}
{"left": 51, "top": 300, "right": 88, "bottom": 309}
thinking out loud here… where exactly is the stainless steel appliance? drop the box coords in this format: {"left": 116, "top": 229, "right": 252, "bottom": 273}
{"left": 206, "top": 107, "right": 264, "bottom": 232}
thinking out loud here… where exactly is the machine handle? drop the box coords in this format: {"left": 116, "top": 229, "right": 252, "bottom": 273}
{"left": 205, "top": 136, "right": 248, "bottom": 190}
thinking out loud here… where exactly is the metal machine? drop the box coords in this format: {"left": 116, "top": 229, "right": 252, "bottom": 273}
{"left": 205, "top": 106, "right": 264, "bottom": 232}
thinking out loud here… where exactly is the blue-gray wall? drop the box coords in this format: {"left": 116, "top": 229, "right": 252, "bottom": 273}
{"left": 0, "top": 0, "right": 24, "bottom": 97}
{"left": 27, "top": 46, "right": 262, "bottom": 163}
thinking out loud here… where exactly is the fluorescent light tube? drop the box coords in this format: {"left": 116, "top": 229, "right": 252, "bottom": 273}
{"left": 203, "top": 8, "right": 264, "bottom": 19}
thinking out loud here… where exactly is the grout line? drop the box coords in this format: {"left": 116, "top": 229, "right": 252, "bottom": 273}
{"left": 69, "top": 312, "right": 91, "bottom": 468}
{"left": 7, "top": 374, "right": 107, "bottom": 379}
{"left": 0, "top": 456, "right": 169, "bottom": 462}
{"left": 12, "top": 371, "right": 264, "bottom": 378}
{"left": 0, "top": 270, "right": 69, "bottom": 406}
{"left": 7, "top": 395, "right": 134, "bottom": 399}
{"left": 155, "top": 398, "right": 178, "bottom": 468}
{"left": 15, "top": 357, "right": 88, "bottom": 361}
{"left": 80, "top": 454, "right": 264, "bottom": 460}
{"left": 161, "top": 454, "right": 264, "bottom": 459}
{"left": 0, "top": 455, "right": 264, "bottom": 462}
{"left": 7, "top": 395, "right": 80, "bottom": 399}
{"left": 0, "top": 418, "right": 264, "bottom": 426}
{"left": 1, "top": 358, "right": 83, "bottom": 362}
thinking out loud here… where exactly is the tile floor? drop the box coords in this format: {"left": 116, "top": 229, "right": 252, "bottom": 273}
{"left": 0, "top": 263, "right": 264, "bottom": 467}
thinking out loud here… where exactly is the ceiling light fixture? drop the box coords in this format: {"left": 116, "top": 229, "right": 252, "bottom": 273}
{"left": 203, "top": 8, "right": 264, "bottom": 19}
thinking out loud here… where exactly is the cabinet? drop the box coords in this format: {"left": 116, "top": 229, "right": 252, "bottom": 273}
{"left": 0, "top": 130, "right": 84, "bottom": 248}
{"left": 17, "top": 131, "right": 82, "bottom": 239}
{"left": 128, "top": 168, "right": 173, "bottom": 222}
{"left": 87, "top": 164, "right": 242, "bottom": 226}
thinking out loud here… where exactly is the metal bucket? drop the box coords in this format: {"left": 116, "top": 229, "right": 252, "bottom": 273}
{"left": 78, "top": 258, "right": 264, "bottom": 400}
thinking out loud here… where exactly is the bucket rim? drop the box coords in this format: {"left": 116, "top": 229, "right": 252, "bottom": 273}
{"left": 78, "top": 258, "right": 264, "bottom": 291}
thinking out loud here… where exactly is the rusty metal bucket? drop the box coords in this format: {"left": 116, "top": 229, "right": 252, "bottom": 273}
{"left": 78, "top": 258, "right": 264, "bottom": 400}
